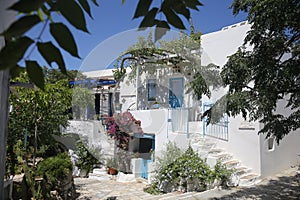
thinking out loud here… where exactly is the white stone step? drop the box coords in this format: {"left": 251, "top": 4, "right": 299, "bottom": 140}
{"left": 235, "top": 166, "right": 252, "bottom": 176}
{"left": 209, "top": 152, "right": 233, "bottom": 162}
{"left": 208, "top": 148, "right": 224, "bottom": 154}
{"left": 239, "top": 173, "right": 261, "bottom": 186}
{"left": 92, "top": 168, "right": 107, "bottom": 175}
{"left": 222, "top": 159, "right": 240, "bottom": 169}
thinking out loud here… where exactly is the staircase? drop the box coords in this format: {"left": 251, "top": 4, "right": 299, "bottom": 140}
{"left": 188, "top": 122, "right": 260, "bottom": 187}
{"left": 88, "top": 168, "right": 112, "bottom": 181}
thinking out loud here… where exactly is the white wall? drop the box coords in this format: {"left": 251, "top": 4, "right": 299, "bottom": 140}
{"left": 200, "top": 22, "right": 263, "bottom": 174}
{"left": 201, "top": 22, "right": 300, "bottom": 177}
{"left": 259, "top": 98, "right": 300, "bottom": 177}
{"left": 131, "top": 109, "right": 190, "bottom": 158}
{"left": 259, "top": 130, "right": 300, "bottom": 178}
{"left": 211, "top": 115, "right": 262, "bottom": 175}
{"left": 201, "top": 21, "right": 250, "bottom": 67}
{"left": 58, "top": 120, "right": 115, "bottom": 158}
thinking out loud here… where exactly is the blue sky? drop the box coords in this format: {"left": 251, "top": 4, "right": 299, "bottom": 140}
{"left": 28, "top": 0, "right": 248, "bottom": 71}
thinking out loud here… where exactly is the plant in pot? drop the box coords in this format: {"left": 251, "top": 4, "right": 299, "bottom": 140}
{"left": 153, "top": 99, "right": 160, "bottom": 109}
{"left": 106, "top": 157, "right": 118, "bottom": 175}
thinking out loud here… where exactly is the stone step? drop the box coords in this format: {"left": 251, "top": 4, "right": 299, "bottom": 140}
{"left": 235, "top": 166, "right": 252, "bottom": 176}
{"left": 222, "top": 159, "right": 240, "bottom": 169}
{"left": 92, "top": 168, "right": 107, "bottom": 175}
{"left": 208, "top": 148, "right": 224, "bottom": 154}
{"left": 209, "top": 152, "right": 233, "bottom": 162}
{"left": 239, "top": 173, "right": 260, "bottom": 187}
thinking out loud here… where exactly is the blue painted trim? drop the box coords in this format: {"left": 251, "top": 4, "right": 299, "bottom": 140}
{"left": 134, "top": 133, "right": 155, "bottom": 139}
{"left": 69, "top": 79, "right": 116, "bottom": 86}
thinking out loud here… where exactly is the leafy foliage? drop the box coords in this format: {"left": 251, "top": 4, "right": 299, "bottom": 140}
{"left": 133, "top": 0, "right": 203, "bottom": 40}
{"left": 203, "top": 0, "right": 300, "bottom": 143}
{"left": 36, "top": 152, "right": 73, "bottom": 197}
{"left": 75, "top": 141, "right": 99, "bottom": 174}
{"left": 0, "top": 0, "right": 203, "bottom": 88}
{"left": 7, "top": 69, "right": 72, "bottom": 177}
{"left": 147, "top": 144, "right": 233, "bottom": 194}
{"left": 0, "top": 0, "right": 97, "bottom": 88}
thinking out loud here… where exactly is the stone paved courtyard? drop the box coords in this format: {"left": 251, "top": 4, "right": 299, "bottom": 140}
{"left": 75, "top": 166, "right": 300, "bottom": 200}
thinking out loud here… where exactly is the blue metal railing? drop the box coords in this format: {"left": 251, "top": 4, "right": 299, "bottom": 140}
{"left": 203, "top": 103, "right": 228, "bottom": 141}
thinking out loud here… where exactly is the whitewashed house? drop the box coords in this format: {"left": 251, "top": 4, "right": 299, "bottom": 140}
{"left": 113, "top": 21, "right": 300, "bottom": 185}
{"left": 71, "top": 21, "right": 300, "bottom": 185}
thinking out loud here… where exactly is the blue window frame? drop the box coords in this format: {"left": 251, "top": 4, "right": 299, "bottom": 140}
{"left": 147, "top": 79, "right": 157, "bottom": 101}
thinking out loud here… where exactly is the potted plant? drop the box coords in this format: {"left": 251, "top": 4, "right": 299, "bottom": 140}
{"left": 153, "top": 101, "right": 160, "bottom": 109}
{"left": 106, "top": 157, "right": 118, "bottom": 175}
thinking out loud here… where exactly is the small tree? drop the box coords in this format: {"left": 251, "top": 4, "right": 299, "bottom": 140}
{"left": 6, "top": 69, "right": 72, "bottom": 178}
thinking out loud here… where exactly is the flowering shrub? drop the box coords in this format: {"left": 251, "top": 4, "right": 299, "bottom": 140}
{"left": 105, "top": 111, "right": 143, "bottom": 150}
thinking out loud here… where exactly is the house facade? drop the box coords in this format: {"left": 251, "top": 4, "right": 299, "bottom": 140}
{"left": 116, "top": 21, "right": 300, "bottom": 183}
{"left": 70, "top": 21, "right": 300, "bottom": 184}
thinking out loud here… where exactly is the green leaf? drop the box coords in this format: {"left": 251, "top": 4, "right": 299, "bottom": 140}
{"left": 155, "top": 20, "right": 170, "bottom": 41}
{"left": 163, "top": 8, "right": 185, "bottom": 29}
{"left": 185, "top": 0, "right": 203, "bottom": 11}
{"left": 91, "top": 0, "right": 99, "bottom": 6}
{"left": 139, "top": 7, "right": 158, "bottom": 29}
{"left": 37, "top": 42, "right": 66, "bottom": 74}
{"left": 133, "top": 0, "right": 153, "bottom": 18}
{"left": 0, "top": 37, "right": 33, "bottom": 70}
{"left": 26, "top": 60, "right": 45, "bottom": 90}
{"left": 9, "top": 0, "right": 46, "bottom": 13}
{"left": 0, "top": 15, "right": 40, "bottom": 39}
{"left": 173, "top": 3, "right": 190, "bottom": 20}
{"left": 10, "top": 65, "right": 25, "bottom": 79}
{"left": 55, "top": 0, "right": 88, "bottom": 32}
{"left": 41, "top": 4, "right": 51, "bottom": 18}
{"left": 79, "top": 0, "right": 93, "bottom": 19}
{"left": 50, "top": 23, "right": 80, "bottom": 58}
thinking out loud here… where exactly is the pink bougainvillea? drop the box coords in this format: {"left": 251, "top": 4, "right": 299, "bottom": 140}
{"left": 104, "top": 111, "right": 143, "bottom": 150}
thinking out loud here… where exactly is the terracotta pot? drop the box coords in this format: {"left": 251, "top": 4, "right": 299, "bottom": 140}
{"left": 107, "top": 167, "right": 118, "bottom": 175}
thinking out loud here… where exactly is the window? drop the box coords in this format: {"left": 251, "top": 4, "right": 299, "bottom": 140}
{"left": 267, "top": 137, "right": 275, "bottom": 151}
{"left": 147, "top": 79, "right": 157, "bottom": 101}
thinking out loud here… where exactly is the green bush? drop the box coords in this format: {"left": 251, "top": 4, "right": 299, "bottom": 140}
{"left": 148, "top": 144, "right": 233, "bottom": 194}
{"left": 212, "top": 160, "right": 234, "bottom": 188}
{"left": 36, "top": 152, "right": 73, "bottom": 197}
{"left": 75, "top": 141, "right": 99, "bottom": 175}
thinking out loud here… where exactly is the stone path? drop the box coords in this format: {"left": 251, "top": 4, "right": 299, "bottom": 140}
{"left": 75, "top": 166, "right": 300, "bottom": 200}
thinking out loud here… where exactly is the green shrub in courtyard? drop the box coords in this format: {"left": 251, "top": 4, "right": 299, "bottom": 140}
{"left": 36, "top": 152, "right": 74, "bottom": 198}
{"left": 146, "top": 144, "right": 233, "bottom": 194}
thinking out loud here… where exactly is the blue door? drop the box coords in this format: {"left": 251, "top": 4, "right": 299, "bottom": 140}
{"left": 136, "top": 134, "right": 155, "bottom": 179}
{"left": 141, "top": 159, "right": 151, "bottom": 179}
{"left": 169, "top": 78, "right": 184, "bottom": 108}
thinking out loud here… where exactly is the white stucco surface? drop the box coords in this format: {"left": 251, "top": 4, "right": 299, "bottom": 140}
{"left": 201, "top": 21, "right": 250, "bottom": 67}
